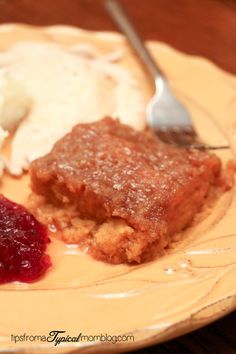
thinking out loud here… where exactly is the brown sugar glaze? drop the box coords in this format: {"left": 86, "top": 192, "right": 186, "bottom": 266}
{"left": 30, "top": 118, "right": 232, "bottom": 264}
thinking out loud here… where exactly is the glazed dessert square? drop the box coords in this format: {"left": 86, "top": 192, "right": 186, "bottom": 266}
{"left": 30, "top": 117, "right": 224, "bottom": 264}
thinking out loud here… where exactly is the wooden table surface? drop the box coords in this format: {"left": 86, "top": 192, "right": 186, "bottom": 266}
{"left": 0, "top": 1, "right": 236, "bottom": 353}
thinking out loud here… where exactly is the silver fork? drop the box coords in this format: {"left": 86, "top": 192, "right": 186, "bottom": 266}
{"left": 105, "top": 0, "right": 228, "bottom": 150}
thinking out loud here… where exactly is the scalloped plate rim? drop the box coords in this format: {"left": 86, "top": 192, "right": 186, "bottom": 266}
{"left": 0, "top": 23, "right": 235, "bottom": 354}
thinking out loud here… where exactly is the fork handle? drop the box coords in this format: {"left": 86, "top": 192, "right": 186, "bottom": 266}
{"left": 105, "top": 0, "right": 165, "bottom": 83}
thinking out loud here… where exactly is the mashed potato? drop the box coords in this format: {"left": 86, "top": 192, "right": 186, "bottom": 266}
{"left": 0, "top": 69, "right": 31, "bottom": 177}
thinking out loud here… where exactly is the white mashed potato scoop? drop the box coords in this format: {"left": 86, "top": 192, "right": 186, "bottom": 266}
{"left": 0, "top": 69, "right": 31, "bottom": 177}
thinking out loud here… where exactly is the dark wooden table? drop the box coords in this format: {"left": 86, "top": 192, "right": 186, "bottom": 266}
{"left": 0, "top": 1, "right": 236, "bottom": 353}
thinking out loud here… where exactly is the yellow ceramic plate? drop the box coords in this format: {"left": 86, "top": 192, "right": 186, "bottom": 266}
{"left": 0, "top": 24, "right": 236, "bottom": 354}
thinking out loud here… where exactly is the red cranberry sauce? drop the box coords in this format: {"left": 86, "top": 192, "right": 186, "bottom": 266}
{"left": 0, "top": 195, "right": 51, "bottom": 284}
